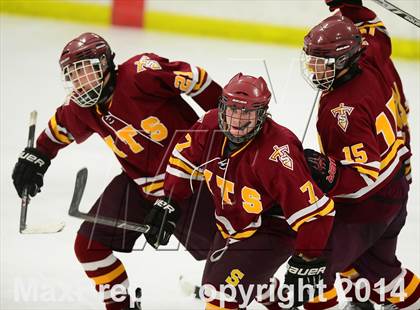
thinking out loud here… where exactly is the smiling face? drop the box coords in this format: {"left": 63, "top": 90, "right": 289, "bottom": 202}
{"left": 224, "top": 106, "right": 258, "bottom": 138}
{"left": 217, "top": 73, "right": 271, "bottom": 144}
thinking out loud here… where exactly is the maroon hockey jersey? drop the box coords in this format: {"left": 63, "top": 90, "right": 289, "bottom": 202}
{"left": 36, "top": 53, "right": 221, "bottom": 200}
{"left": 164, "top": 110, "right": 335, "bottom": 256}
{"left": 338, "top": 5, "right": 411, "bottom": 181}
{"left": 317, "top": 60, "right": 411, "bottom": 209}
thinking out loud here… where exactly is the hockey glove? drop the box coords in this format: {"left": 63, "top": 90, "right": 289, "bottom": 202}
{"left": 283, "top": 255, "right": 327, "bottom": 307}
{"left": 12, "top": 147, "right": 51, "bottom": 198}
{"left": 325, "top": 0, "right": 362, "bottom": 11}
{"left": 144, "top": 198, "right": 180, "bottom": 249}
{"left": 304, "top": 149, "right": 338, "bottom": 193}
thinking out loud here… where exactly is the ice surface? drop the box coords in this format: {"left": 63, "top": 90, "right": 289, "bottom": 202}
{"left": 1, "top": 15, "right": 418, "bottom": 310}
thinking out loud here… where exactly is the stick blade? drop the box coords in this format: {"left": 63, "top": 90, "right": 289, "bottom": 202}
{"left": 29, "top": 110, "right": 38, "bottom": 126}
{"left": 20, "top": 221, "right": 66, "bottom": 234}
{"left": 179, "top": 275, "right": 198, "bottom": 296}
{"left": 68, "top": 168, "right": 88, "bottom": 216}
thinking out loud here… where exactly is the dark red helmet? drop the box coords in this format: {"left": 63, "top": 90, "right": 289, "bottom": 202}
{"left": 303, "top": 15, "right": 362, "bottom": 70}
{"left": 59, "top": 32, "right": 114, "bottom": 70}
{"left": 60, "top": 33, "right": 116, "bottom": 108}
{"left": 218, "top": 73, "right": 271, "bottom": 144}
{"left": 221, "top": 73, "right": 271, "bottom": 109}
{"left": 301, "top": 15, "right": 363, "bottom": 90}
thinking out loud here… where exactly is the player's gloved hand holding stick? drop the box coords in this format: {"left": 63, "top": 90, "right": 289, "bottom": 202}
{"left": 144, "top": 198, "right": 180, "bottom": 249}
{"left": 283, "top": 255, "right": 327, "bottom": 307}
{"left": 12, "top": 147, "right": 50, "bottom": 198}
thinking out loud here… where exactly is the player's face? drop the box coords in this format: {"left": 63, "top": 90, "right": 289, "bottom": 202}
{"left": 301, "top": 52, "right": 336, "bottom": 90}
{"left": 67, "top": 60, "right": 102, "bottom": 94}
{"left": 225, "top": 106, "right": 258, "bottom": 138}
{"left": 62, "top": 58, "right": 106, "bottom": 107}
{"left": 306, "top": 56, "right": 334, "bottom": 80}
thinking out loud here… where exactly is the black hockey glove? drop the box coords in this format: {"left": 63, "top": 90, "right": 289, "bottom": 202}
{"left": 12, "top": 147, "right": 51, "bottom": 198}
{"left": 325, "top": 0, "right": 362, "bottom": 11}
{"left": 283, "top": 255, "right": 327, "bottom": 307}
{"left": 304, "top": 149, "right": 338, "bottom": 193}
{"left": 144, "top": 198, "right": 180, "bottom": 249}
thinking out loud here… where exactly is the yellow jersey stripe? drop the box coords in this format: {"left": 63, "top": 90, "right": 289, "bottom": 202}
{"left": 355, "top": 165, "right": 379, "bottom": 180}
{"left": 169, "top": 156, "right": 202, "bottom": 178}
{"left": 220, "top": 137, "right": 228, "bottom": 156}
{"left": 205, "top": 303, "right": 236, "bottom": 310}
{"left": 357, "top": 21, "right": 385, "bottom": 30}
{"left": 216, "top": 224, "right": 257, "bottom": 240}
{"left": 381, "top": 138, "right": 404, "bottom": 170}
{"left": 91, "top": 263, "right": 125, "bottom": 285}
{"left": 404, "top": 164, "right": 411, "bottom": 175}
{"left": 292, "top": 200, "right": 334, "bottom": 232}
{"left": 142, "top": 181, "right": 164, "bottom": 194}
{"left": 193, "top": 67, "right": 207, "bottom": 91}
{"left": 387, "top": 274, "right": 419, "bottom": 303}
{"left": 50, "top": 115, "right": 72, "bottom": 144}
{"left": 220, "top": 136, "right": 254, "bottom": 158}
{"left": 231, "top": 138, "right": 254, "bottom": 158}
{"left": 340, "top": 268, "right": 359, "bottom": 279}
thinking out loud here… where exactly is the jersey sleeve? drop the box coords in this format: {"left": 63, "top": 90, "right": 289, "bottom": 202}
{"left": 133, "top": 53, "right": 221, "bottom": 111}
{"left": 163, "top": 114, "right": 212, "bottom": 202}
{"left": 259, "top": 136, "right": 335, "bottom": 257}
{"left": 339, "top": 5, "right": 391, "bottom": 65}
{"left": 36, "top": 100, "right": 93, "bottom": 159}
{"left": 318, "top": 100, "right": 382, "bottom": 199}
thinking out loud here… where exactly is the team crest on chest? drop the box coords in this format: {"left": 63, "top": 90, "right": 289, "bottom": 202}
{"left": 269, "top": 145, "right": 293, "bottom": 170}
{"left": 134, "top": 55, "right": 162, "bottom": 73}
{"left": 330, "top": 103, "right": 354, "bottom": 132}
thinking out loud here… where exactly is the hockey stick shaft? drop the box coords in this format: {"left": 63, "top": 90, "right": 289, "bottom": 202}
{"left": 68, "top": 168, "right": 156, "bottom": 234}
{"left": 370, "top": 0, "right": 420, "bottom": 28}
{"left": 19, "top": 110, "right": 37, "bottom": 233}
{"left": 301, "top": 90, "right": 320, "bottom": 144}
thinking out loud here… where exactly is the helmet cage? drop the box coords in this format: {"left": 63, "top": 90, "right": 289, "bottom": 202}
{"left": 300, "top": 52, "right": 337, "bottom": 91}
{"left": 62, "top": 57, "right": 105, "bottom": 108}
{"left": 218, "top": 95, "right": 268, "bottom": 144}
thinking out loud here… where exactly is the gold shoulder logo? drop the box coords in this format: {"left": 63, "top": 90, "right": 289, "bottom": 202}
{"left": 269, "top": 145, "right": 293, "bottom": 170}
{"left": 134, "top": 55, "right": 162, "bottom": 73}
{"left": 330, "top": 103, "right": 354, "bottom": 132}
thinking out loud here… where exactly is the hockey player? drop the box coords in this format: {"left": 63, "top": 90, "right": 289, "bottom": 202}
{"left": 11, "top": 32, "right": 222, "bottom": 310}
{"left": 318, "top": 1, "right": 414, "bottom": 309}
{"left": 297, "top": 13, "right": 419, "bottom": 310}
{"left": 326, "top": 0, "right": 412, "bottom": 184}
{"left": 144, "top": 73, "right": 336, "bottom": 309}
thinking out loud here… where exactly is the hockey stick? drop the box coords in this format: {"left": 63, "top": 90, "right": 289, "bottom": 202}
{"left": 19, "top": 111, "right": 65, "bottom": 234}
{"left": 371, "top": 0, "right": 420, "bottom": 28}
{"left": 301, "top": 90, "right": 321, "bottom": 144}
{"left": 19, "top": 111, "right": 37, "bottom": 233}
{"left": 179, "top": 275, "right": 201, "bottom": 299}
{"left": 68, "top": 168, "right": 157, "bottom": 234}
